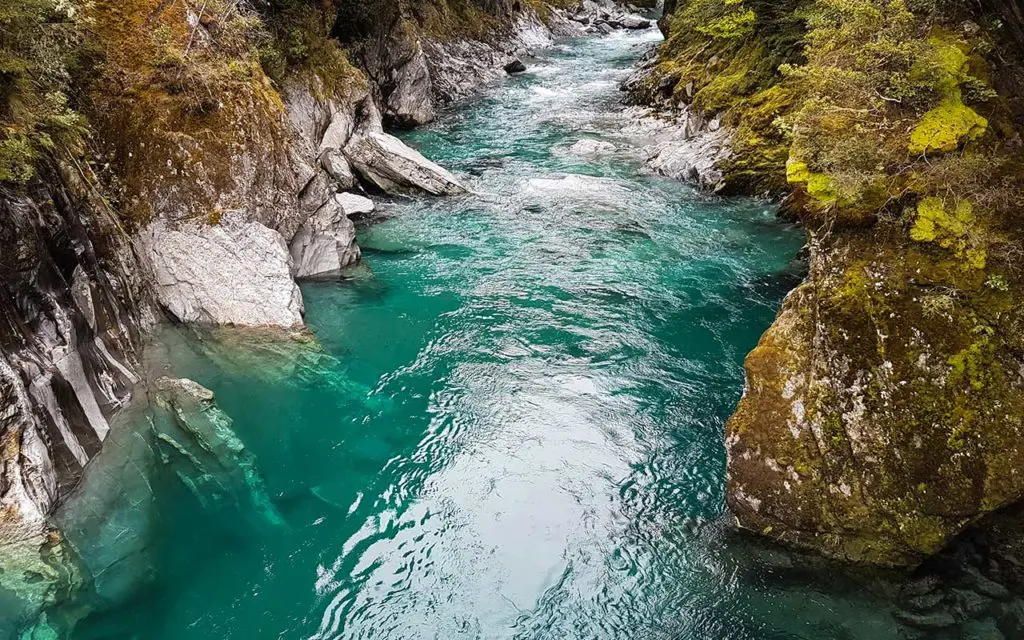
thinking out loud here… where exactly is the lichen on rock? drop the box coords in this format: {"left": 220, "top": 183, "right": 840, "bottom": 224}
{"left": 909, "top": 99, "right": 988, "bottom": 156}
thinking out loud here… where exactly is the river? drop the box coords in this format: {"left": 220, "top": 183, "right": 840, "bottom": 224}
{"left": 67, "top": 27, "right": 904, "bottom": 640}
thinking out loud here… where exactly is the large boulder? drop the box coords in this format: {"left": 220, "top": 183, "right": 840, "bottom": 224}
{"left": 726, "top": 229, "right": 1024, "bottom": 567}
{"left": 344, "top": 132, "right": 467, "bottom": 196}
{"left": 290, "top": 193, "right": 374, "bottom": 278}
{"left": 143, "top": 212, "right": 304, "bottom": 328}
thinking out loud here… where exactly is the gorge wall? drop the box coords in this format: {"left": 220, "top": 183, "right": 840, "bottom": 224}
{"left": 0, "top": 0, "right": 656, "bottom": 636}
{"left": 634, "top": 0, "right": 1024, "bottom": 567}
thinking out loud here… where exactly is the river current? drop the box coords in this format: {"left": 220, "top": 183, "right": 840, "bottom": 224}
{"left": 67, "top": 28, "right": 906, "bottom": 640}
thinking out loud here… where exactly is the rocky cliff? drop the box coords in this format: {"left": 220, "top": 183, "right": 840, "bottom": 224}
{"left": 636, "top": 0, "right": 1024, "bottom": 566}
{"left": 0, "top": 0, "right": 653, "bottom": 636}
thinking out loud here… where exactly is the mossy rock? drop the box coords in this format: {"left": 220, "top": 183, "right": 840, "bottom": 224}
{"left": 910, "top": 197, "right": 986, "bottom": 270}
{"left": 726, "top": 227, "right": 1024, "bottom": 567}
{"left": 909, "top": 98, "right": 988, "bottom": 156}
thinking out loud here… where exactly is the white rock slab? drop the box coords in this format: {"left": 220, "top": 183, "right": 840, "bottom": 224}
{"left": 344, "top": 132, "right": 467, "bottom": 196}
{"left": 143, "top": 212, "right": 304, "bottom": 327}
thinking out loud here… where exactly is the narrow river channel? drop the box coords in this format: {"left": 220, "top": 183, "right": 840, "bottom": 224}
{"left": 67, "top": 27, "right": 904, "bottom": 640}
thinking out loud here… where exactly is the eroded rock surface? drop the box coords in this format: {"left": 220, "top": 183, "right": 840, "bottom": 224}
{"left": 143, "top": 213, "right": 304, "bottom": 328}
{"left": 291, "top": 194, "right": 374, "bottom": 278}
{"left": 625, "top": 108, "right": 732, "bottom": 190}
{"left": 345, "top": 132, "right": 468, "bottom": 195}
{"left": 726, "top": 231, "right": 1024, "bottom": 567}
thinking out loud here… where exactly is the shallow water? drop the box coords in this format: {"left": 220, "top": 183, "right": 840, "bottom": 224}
{"left": 67, "top": 29, "right": 907, "bottom": 640}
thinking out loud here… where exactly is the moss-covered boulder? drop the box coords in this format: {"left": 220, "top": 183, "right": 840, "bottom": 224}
{"left": 727, "top": 228, "right": 1024, "bottom": 566}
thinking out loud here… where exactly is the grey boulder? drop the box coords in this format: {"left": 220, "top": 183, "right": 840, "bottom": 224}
{"left": 504, "top": 58, "right": 527, "bottom": 74}
{"left": 143, "top": 212, "right": 304, "bottom": 328}
{"left": 290, "top": 194, "right": 374, "bottom": 278}
{"left": 344, "top": 132, "right": 467, "bottom": 196}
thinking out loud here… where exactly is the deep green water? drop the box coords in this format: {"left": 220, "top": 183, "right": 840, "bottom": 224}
{"left": 66, "top": 29, "right": 906, "bottom": 640}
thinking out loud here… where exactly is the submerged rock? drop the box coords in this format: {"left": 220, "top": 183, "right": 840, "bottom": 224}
{"left": 894, "top": 609, "right": 958, "bottom": 630}
{"left": 344, "top": 133, "right": 467, "bottom": 196}
{"left": 151, "top": 377, "right": 284, "bottom": 529}
{"left": 143, "top": 212, "right": 304, "bottom": 328}
{"left": 504, "top": 58, "right": 528, "bottom": 74}
{"left": 51, "top": 374, "right": 285, "bottom": 627}
{"left": 0, "top": 531, "right": 83, "bottom": 640}
{"left": 567, "top": 139, "right": 617, "bottom": 155}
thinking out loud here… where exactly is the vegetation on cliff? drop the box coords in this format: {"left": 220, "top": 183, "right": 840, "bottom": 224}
{"left": 644, "top": 0, "right": 1024, "bottom": 565}
{"left": 0, "top": 0, "right": 571, "bottom": 216}
{"left": 0, "top": 1, "right": 87, "bottom": 184}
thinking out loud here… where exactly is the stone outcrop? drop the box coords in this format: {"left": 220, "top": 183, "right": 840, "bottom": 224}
{"left": 0, "top": 170, "right": 146, "bottom": 535}
{"left": 290, "top": 193, "right": 374, "bottom": 278}
{"left": 345, "top": 132, "right": 468, "bottom": 195}
{"left": 634, "top": 0, "right": 1024, "bottom": 569}
{"left": 143, "top": 212, "right": 304, "bottom": 328}
{"left": 0, "top": 168, "right": 147, "bottom": 639}
{"left": 641, "top": 111, "right": 732, "bottom": 190}
{"left": 726, "top": 229, "right": 1024, "bottom": 567}
{"left": 385, "top": 42, "right": 437, "bottom": 128}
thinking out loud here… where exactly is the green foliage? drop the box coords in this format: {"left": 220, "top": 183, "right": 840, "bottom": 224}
{"left": 261, "top": 0, "right": 365, "bottom": 95}
{"left": 985, "top": 274, "right": 1009, "bottom": 291}
{"left": 697, "top": 8, "right": 757, "bottom": 39}
{"left": 674, "top": 0, "right": 758, "bottom": 40}
{"left": 0, "top": 0, "right": 87, "bottom": 184}
{"left": 796, "top": 0, "right": 926, "bottom": 104}
{"left": 0, "top": 135, "right": 36, "bottom": 183}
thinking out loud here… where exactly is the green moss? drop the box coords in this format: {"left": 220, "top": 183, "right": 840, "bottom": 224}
{"left": 0, "top": 136, "right": 38, "bottom": 184}
{"left": 906, "top": 35, "right": 988, "bottom": 156}
{"left": 911, "top": 196, "right": 971, "bottom": 242}
{"left": 696, "top": 8, "right": 756, "bottom": 39}
{"left": 947, "top": 336, "right": 990, "bottom": 391}
{"left": 805, "top": 173, "right": 841, "bottom": 205}
{"left": 909, "top": 98, "right": 988, "bottom": 155}
{"left": 786, "top": 159, "right": 811, "bottom": 184}
{"left": 910, "top": 197, "right": 986, "bottom": 269}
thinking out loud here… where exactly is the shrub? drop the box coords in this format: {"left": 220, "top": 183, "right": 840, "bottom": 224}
{"left": 0, "top": 0, "right": 87, "bottom": 184}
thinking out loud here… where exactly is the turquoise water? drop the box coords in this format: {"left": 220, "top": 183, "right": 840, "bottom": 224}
{"left": 66, "top": 30, "right": 903, "bottom": 640}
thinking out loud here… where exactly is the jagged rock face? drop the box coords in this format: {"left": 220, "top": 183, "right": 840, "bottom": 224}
{"left": 347, "top": 1, "right": 580, "bottom": 128}
{"left": 0, "top": 171, "right": 146, "bottom": 638}
{"left": 643, "top": 111, "right": 731, "bottom": 190}
{"left": 0, "top": 172, "right": 146, "bottom": 536}
{"left": 727, "top": 230, "right": 1024, "bottom": 567}
{"left": 142, "top": 212, "right": 304, "bottom": 328}
{"left": 85, "top": 0, "right": 324, "bottom": 235}
{"left": 344, "top": 132, "right": 468, "bottom": 195}
{"left": 290, "top": 194, "right": 373, "bottom": 278}
{"left": 385, "top": 42, "right": 437, "bottom": 128}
